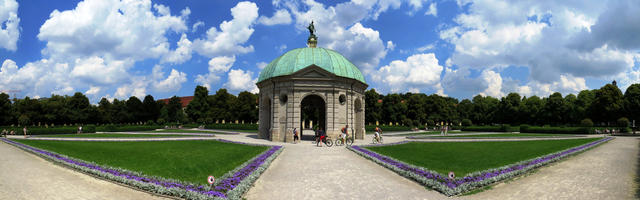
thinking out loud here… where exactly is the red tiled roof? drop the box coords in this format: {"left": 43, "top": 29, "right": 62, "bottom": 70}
{"left": 158, "top": 96, "right": 194, "bottom": 108}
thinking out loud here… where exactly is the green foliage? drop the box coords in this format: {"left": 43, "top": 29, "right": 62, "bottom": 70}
{"left": 96, "top": 125, "right": 162, "bottom": 132}
{"left": 365, "top": 125, "right": 411, "bottom": 132}
{"left": 461, "top": 125, "right": 518, "bottom": 132}
{"left": 186, "top": 86, "right": 210, "bottom": 122}
{"left": 617, "top": 117, "right": 630, "bottom": 127}
{"left": 592, "top": 84, "right": 624, "bottom": 123}
{"left": 461, "top": 119, "right": 472, "bottom": 126}
{"left": 623, "top": 84, "right": 640, "bottom": 123}
{"left": 580, "top": 118, "right": 594, "bottom": 127}
{"left": 204, "top": 123, "right": 258, "bottom": 130}
{"left": 520, "top": 126, "right": 593, "bottom": 134}
{"left": 4, "top": 126, "right": 96, "bottom": 135}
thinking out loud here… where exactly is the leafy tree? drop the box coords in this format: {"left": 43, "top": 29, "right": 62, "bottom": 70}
{"left": 186, "top": 86, "right": 210, "bottom": 122}
{"left": 592, "top": 84, "right": 623, "bottom": 124}
{"left": 126, "top": 96, "right": 143, "bottom": 123}
{"left": 457, "top": 99, "right": 473, "bottom": 122}
{"left": 0, "top": 93, "right": 13, "bottom": 125}
{"left": 564, "top": 94, "right": 579, "bottom": 124}
{"left": 13, "top": 97, "right": 42, "bottom": 126}
{"left": 520, "top": 96, "right": 544, "bottom": 125}
{"left": 142, "top": 95, "right": 159, "bottom": 122}
{"left": 498, "top": 93, "right": 521, "bottom": 124}
{"left": 209, "top": 89, "right": 234, "bottom": 121}
{"left": 42, "top": 94, "right": 68, "bottom": 124}
{"left": 364, "top": 89, "right": 382, "bottom": 124}
{"left": 576, "top": 90, "right": 595, "bottom": 122}
{"left": 97, "top": 98, "right": 113, "bottom": 123}
{"left": 236, "top": 91, "right": 258, "bottom": 123}
{"left": 68, "top": 92, "right": 90, "bottom": 124}
{"left": 166, "top": 96, "right": 184, "bottom": 123}
{"left": 624, "top": 84, "right": 640, "bottom": 124}
{"left": 543, "top": 92, "right": 566, "bottom": 125}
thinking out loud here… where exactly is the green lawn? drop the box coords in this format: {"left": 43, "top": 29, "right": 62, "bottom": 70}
{"left": 365, "top": 138, "right": 600, "bottom": 176}
{"left": 37, "top": 133, "right": 204, "bottom": 138}
{"left": 13, "top": 139, "right": 268, "bottom": 185}
{"left": 434, "top": 133, "right": 576, "bottom": 138}
{"left": 143, "top": 129, "right": 218, "bottom": 134}
{"left": 396, "top": 131, "right": 476, "bottom": 136}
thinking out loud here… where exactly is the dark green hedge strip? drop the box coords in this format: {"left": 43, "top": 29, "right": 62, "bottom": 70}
{"left": 1, "top": 125, "right": 96, "bottom": 135}
{"left": 461, "top": 125, "right": 519, "bottom": 132}
{"left": 520, "top": 125, "right": 631, "bottom": 134}
{"left": 204, "top": 123, "right": 259, "bottom": 130}
{"left": 365, "top": 125, "right": 412, "bottom": 132}
{"left": 95, "top": 125, "right": 162, "bottom": 132}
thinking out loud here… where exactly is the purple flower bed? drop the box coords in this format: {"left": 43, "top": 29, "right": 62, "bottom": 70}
{"left": 348, "top": 137, "right": 613, "bottom": 196}
{"left": 1, "top": 138, "right": 282, "bottom": 199}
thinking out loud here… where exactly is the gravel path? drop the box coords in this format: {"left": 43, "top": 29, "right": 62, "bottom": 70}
{"left": 0, "top": 141, "right": 166, "bottom": 200}
{"left": 461, "top": 136, "right": 638, "bottom": 200}
{"left": 1, "top": 132, "right": 636, "bottom": 199}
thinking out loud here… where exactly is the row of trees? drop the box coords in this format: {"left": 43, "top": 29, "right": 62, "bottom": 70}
{"left": 2, "top": 82, "right": 638, "bottom": 127}
{"left": 0, "top": 87, "right": 259, "bottom": 126}
{"left": 365, "top": 82, "right": 640, "bottom": 127}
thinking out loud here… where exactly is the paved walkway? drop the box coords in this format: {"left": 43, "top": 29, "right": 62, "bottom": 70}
{"left": 0, "top": 141, "right": 167, "bottom": 200}
{"left": 1, "top": 132, "right": 637, "bottom": 199}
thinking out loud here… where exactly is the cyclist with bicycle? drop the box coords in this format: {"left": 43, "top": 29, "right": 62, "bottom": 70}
{"left": 374, "top": 126, "right": 382, "bottom": 143}
{"left": 340, "top": 125, "right": 349, "bottom": 145}
{"left": 317, "top": 128, "right": 326, "bottom": 147}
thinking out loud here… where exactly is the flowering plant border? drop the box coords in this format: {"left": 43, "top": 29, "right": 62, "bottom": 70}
{"left": 347, "top": 137, "right": 612, "bottom": 196}
{"left": 1, "top": 138, "right": 282, "bottom": 200}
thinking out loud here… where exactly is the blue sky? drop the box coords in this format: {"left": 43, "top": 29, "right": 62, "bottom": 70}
{"left": 0, "top": 0, "right": 639, "bottom": 102}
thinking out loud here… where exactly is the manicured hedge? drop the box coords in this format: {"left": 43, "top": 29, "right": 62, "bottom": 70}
{"left": 520, "top": 125, "right": 631, "bottom": 134}
{"left": 1, "top": 125, "right": 96, "bottom": 135}
{"left": 96, "top": 125, "right": 162, "bottom": 132}
{"left": 462, "top": 125, "right": 519, "bottom": 132}
{"left": 365, "top": 125, "right": 412, "bottom": 132}
{"left": 204, "top": 123, "right": 259, "bottom": 130}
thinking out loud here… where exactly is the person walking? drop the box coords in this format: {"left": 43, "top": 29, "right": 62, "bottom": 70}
{"left": 23, "top": 126, "right": 28, "bottom": 138}
{"left": 293, "top": 127, "right": 299, "bottom": 143}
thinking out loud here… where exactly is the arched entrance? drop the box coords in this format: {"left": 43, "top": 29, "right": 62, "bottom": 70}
{"left": 300, "top": 94, "right": 326, "bottom": 140}
{"left": 354, "top": 98, "right": 364, "bottom": 139}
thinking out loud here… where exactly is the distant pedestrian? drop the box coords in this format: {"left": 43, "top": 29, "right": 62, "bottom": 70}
{"left": 293, "top": 128, "right": 299, "bottom": 143}
{"left": 23, "top": 126, "right": 28, "bottom": 138}
{"left": 78, "top": 126, "right": 83, "bottom": 134}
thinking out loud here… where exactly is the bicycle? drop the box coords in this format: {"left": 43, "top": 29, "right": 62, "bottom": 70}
{"left": 372, "top": 135, "right": 383, "bottom": 144}
{"left": 335, "top": 136, "right": 354, "bottom": 146}
{"left": 317, "top": 136, "right": 333, "bottom": 147}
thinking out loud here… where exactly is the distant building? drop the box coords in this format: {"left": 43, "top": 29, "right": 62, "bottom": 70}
{"left": 158, "top": 96, "right": 194, "bottom": 110}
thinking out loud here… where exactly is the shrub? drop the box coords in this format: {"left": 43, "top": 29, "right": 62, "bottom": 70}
{"left": 4, "top": 126, "right": 97, "bottom": 135}
{"left": 580, "top": 119, "right": 594, "bottom": 127}
{"left": 461, "top": 119, "right": 472, "bottom": 126}
{"left": 96, "top": 125, "right": 162, "bottom": 132}
{"left": 461, "top": 125, "right": 519, "bottom": 132}
{"left": 365, "top": 125, "right": 411, "bottom": 132}
{"left": 204, "top": 123, "right": 259, "bottom": 130}
{"left": 402, "top": 118, "right": 414, "bottom": 127}
{"left": 617, "top": 117, "right": 630, "bottom": 127}
{"left": 520, "top": 126, "right": 592, "bottom": 134}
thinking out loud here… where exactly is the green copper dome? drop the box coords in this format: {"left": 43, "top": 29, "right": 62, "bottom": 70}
{"left": 258, "top": 47, "right": 366, "bottom": 84}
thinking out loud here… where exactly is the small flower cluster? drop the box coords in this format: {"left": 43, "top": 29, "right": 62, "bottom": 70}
{"left": 1, "top": 138, "right": 282, "bottom": 199}
{"left": 347, "top": 137, "right": 612, "bottom": 196}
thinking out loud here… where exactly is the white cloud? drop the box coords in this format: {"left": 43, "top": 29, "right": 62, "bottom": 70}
{"left": 425, "top": 2, "right": 437, "bottom": 17}
{"left": 416, "top": 43, "right": 434, "bottom": 52}
{"left": 0, "top": 59, "right": 75, "bottom": 97}
{"left": 0, "top": 0, "right": 20, "bottom": 51}
{"left": 152, "top": 66, "right": 187, "bottom": 92}
{"left": 195, "top": 56, "right": 236, "bottom": 89}
{"left": 85, "top": 86, "right": 102, "bottom": 95}
{"left": 71, "top": 56, "right": 129, "bottom": 85}
{"left": 256, "top": 62, "right": 268, "bottom": 70}
{"left": 371, "top": 53, "right": 443, "bottom": 93}
{"left": 386, "top": 41, "right": 395, "bottom": 51}
{"left": 277, "top": 44, "right": 287, "bottom": 52}
{"left": 224, "top": 69, "right": 259, "bottom": 93}
{"left": 192, "top": 1, "right": 258, "bottom": 57}
{"left": 258, "top": 9, "right": 292, "bottom": 26}
{"left": 38, "top": 0, "right": 189, "bottom": 62}
{"left": 192, "top": 21, "right": 204, "bottom": 32}
{"left": 441, "top": 0, "right": 636, "bottom": 86}
{"left": 478, "top": 70, "right": 503, "bottom": 97}
{"left": 161, "top": 33, "right": 192, "bottom": 64}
